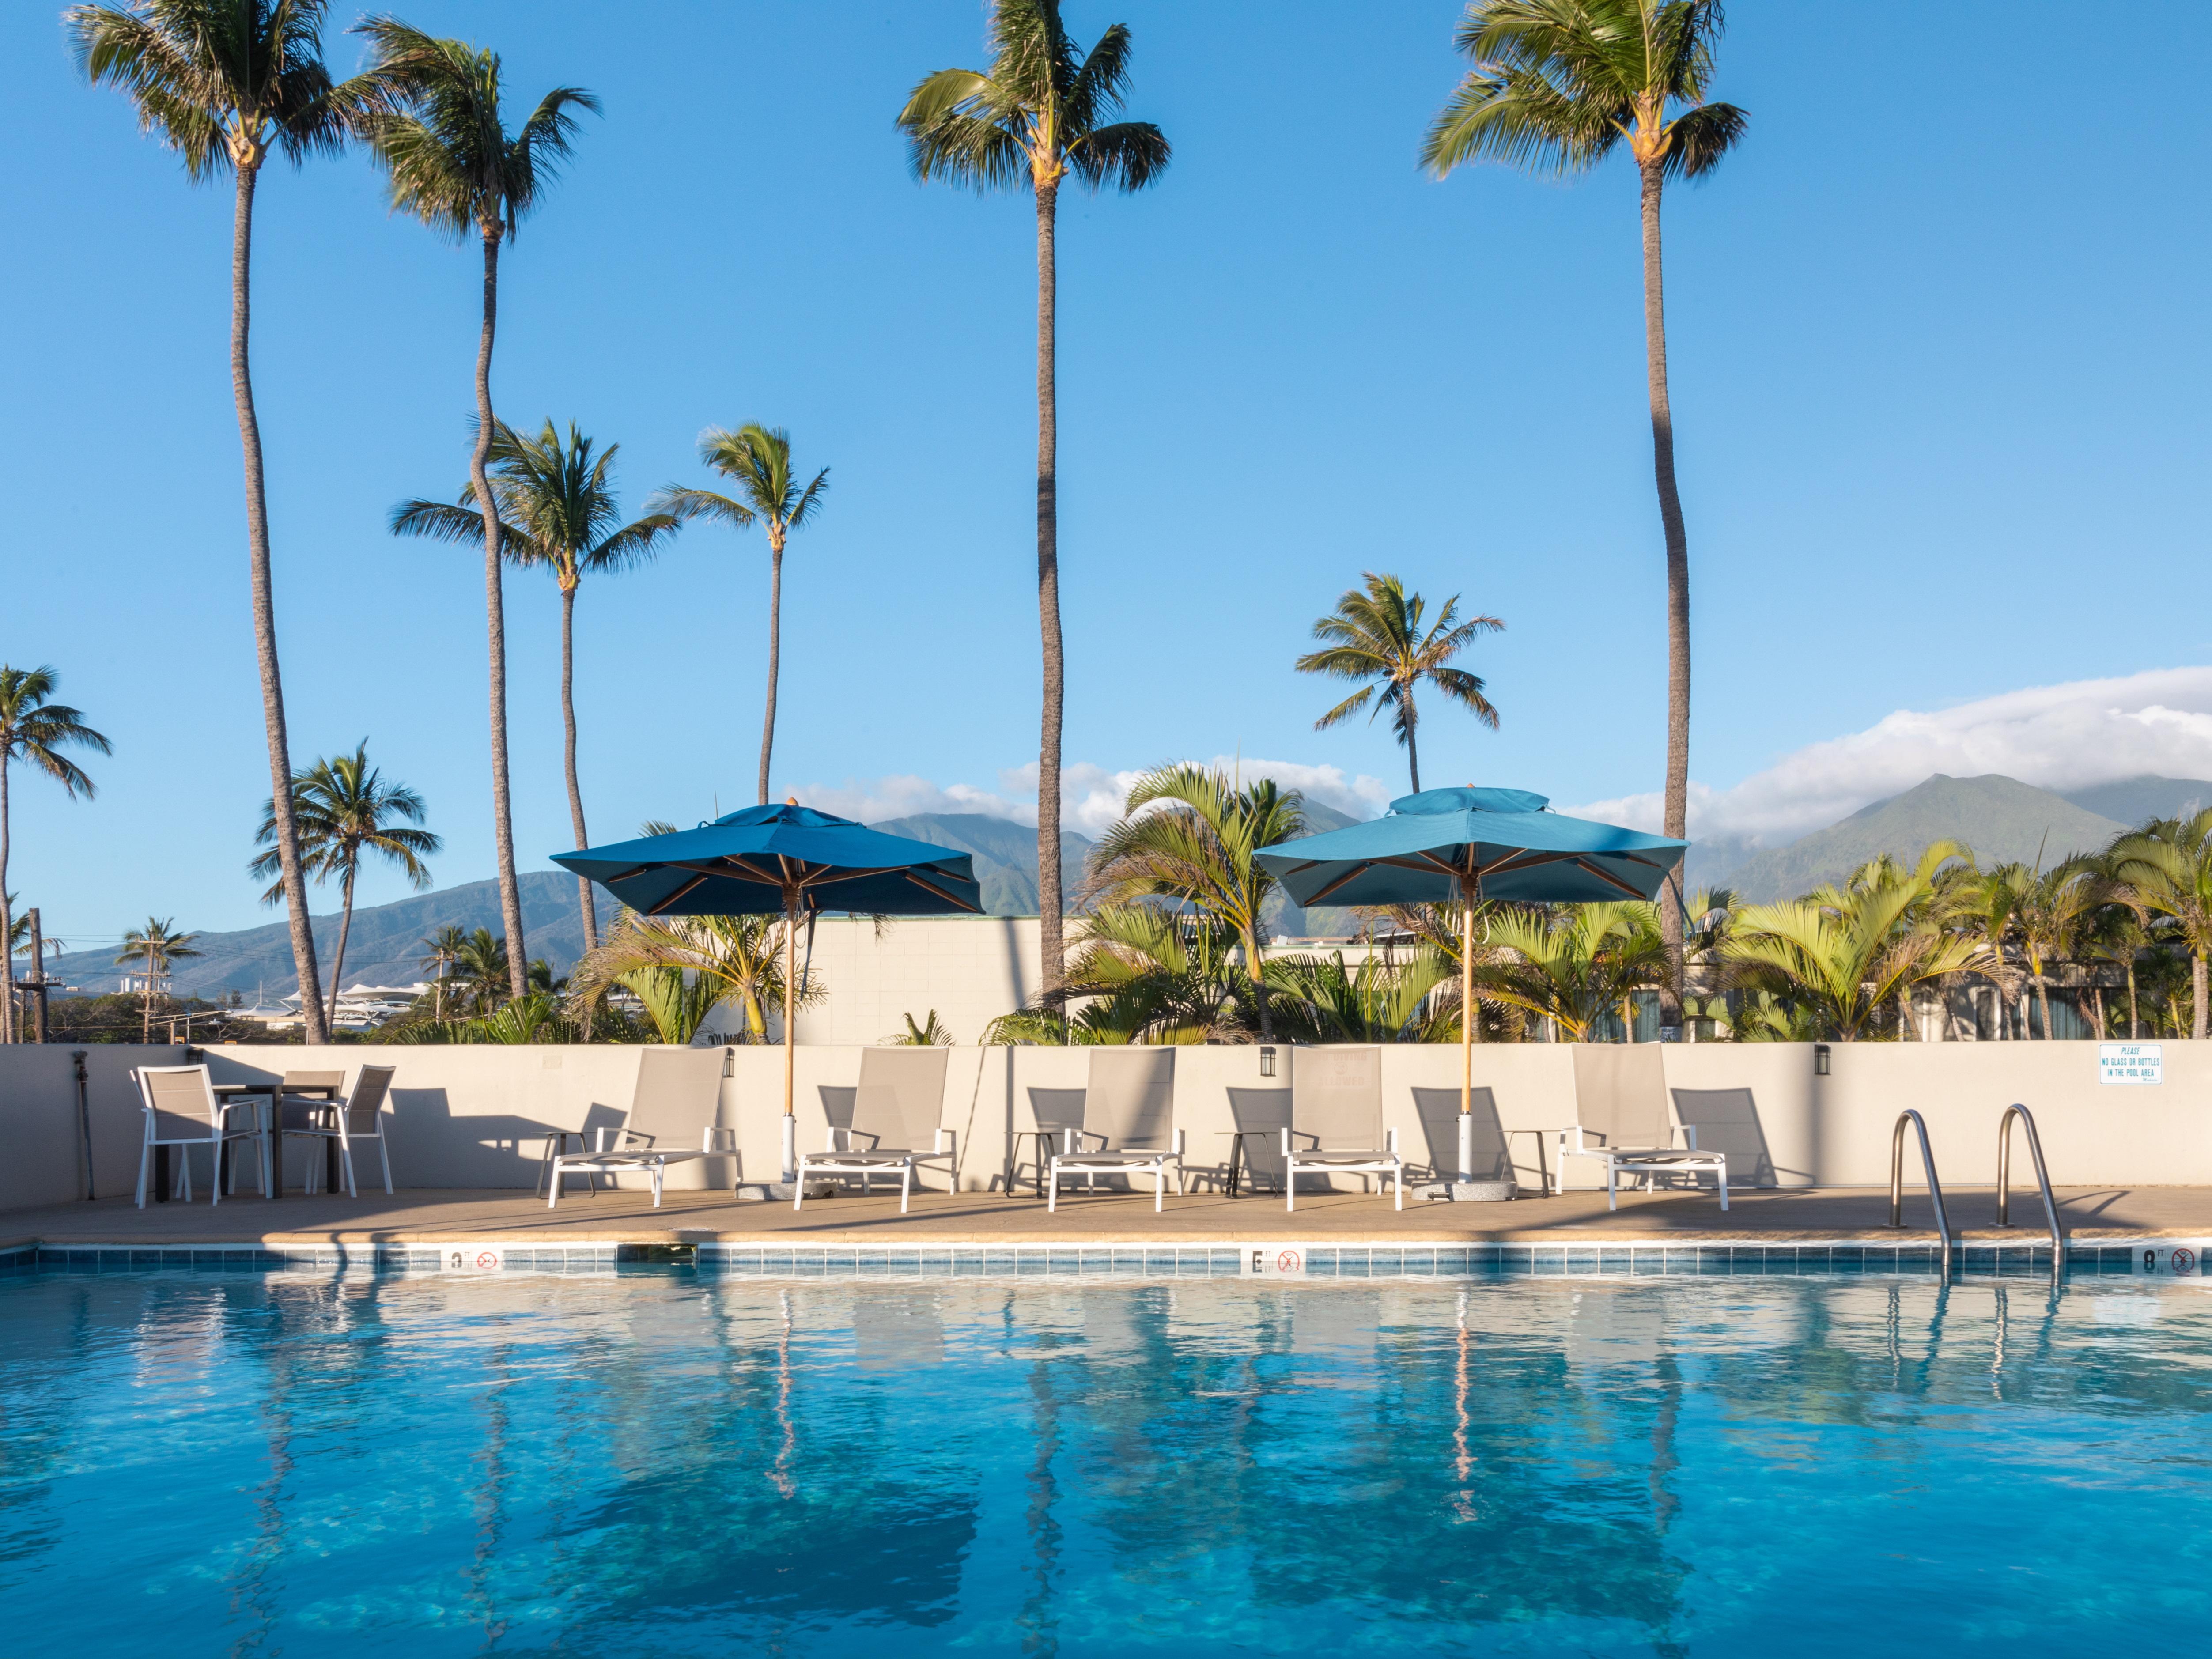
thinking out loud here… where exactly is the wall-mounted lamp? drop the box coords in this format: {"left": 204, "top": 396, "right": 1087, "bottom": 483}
{"left": 1259, "top": 1045, "right": 1277, "bottom": 1078}
{"left": 1813, "top": 1043, "right": 1831, "bottom": 1077}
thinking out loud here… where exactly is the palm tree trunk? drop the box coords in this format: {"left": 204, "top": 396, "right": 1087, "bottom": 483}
{"left": 474, "top": 227, "right": 528, "bottom": 1004}
{"left": 2194, "top": 950, "right": 2207, "bottom": 1040}
{"left": 1403, "top": 693, "right": 1422, "bottom": 795}
{"left": 0, "top": 751, "right": 12, "bottom": 1045}
{"left": 2092, "top": 985, "right": 2106, "bottom": 1042}
{"left": 1247, "top": 925, "right": 1270, "bottom": 1043}
{"left": 1034, "top": 182, "right": 1065, "bottom": 1010}
{"left": 558, "top": 582, "right": 597, "bottom": 950}
{"left": 327, "top": 861, "right": 357, "bottom": 1033}
{"left": 2129, "top": 960, "right": 2140, "bottom": 1038}
{"left": 232, "top": 161, "right": 328, "bottom": 1045}
{"left": 2036, "top": 975, "right": 2051, "bottom": 1039}
{"left": 758, "top": 531, "right": 783, "bottom": 806}
{"left": 1639, "top": 158, "right": 1692, "bottom": 1031}
{"left": 142, "top": 944, "right": 154, "bottom": 1044}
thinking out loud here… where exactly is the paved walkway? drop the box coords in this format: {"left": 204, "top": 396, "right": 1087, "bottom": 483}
{"left": 5, "top": 1184, "right": 2210, "bottom": 1247}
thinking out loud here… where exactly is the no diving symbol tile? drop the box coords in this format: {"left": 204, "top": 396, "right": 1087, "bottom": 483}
{"left": 1246, "top": 1246, "right": 1307, "bottom": 1278}
{"left": 2133, "top": 1244, "right": 2203, "bottom": 1277}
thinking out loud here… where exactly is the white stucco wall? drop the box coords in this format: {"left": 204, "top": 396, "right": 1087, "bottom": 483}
{"left": 1, "top": 1037, "right": 2207, "bottom": 1213}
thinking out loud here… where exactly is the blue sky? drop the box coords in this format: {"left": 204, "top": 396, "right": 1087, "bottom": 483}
{"left": 5, "top": 0, "right": 2208, "bottom": 951}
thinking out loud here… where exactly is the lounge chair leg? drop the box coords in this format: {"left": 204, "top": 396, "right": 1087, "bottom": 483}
{"left": 900, "top": 1166, "right": 911, "bottom": 1216}
{"left": 652, "top": 1165, "right": 664, "bottom": 1208}
{"left": 1155, "top": 1165, "right": 1164, "bottom": 1213}
{"left": 136, "top": 1143, "right": 151, "bottom": 1209}
{"left": 1285, "top": 1164, "right": 1295, "bottom": 1214}
{"left": 379, "top": 1140, "right": 393, "bottom": 1195}
{"left": 1607, "top": 1164, "right": 1618, "bottom": 1213}
{"left": 793, "top": 1167, "right": 806, "bottom": 1211}
{"left": 1048, "top": 1163, "right": 1058, "bottom": 1213}
{"left": 1719, "top": 1171, "right": 1730, "bottom": 1212}
{"left": 547, "top": 1163, "right": 562, "bottom": 1209}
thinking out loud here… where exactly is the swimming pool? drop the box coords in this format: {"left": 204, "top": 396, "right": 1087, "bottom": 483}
{"left": 4, "top": 1266, "right": 2207, "bottom": 1655}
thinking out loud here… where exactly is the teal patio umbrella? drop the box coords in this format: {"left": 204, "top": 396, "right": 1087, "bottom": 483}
{"left": 555, "top": 801, "right": 982, "bottom": 1183}
{"left": 1254, "top": 787, "right": 1687, "bottom": 1181}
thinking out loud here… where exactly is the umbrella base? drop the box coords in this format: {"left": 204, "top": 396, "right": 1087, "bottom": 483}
{"left": 1418, "top": 1180, "right": 1519, "bottom": 1202}
{"left": 762, "top": 1180, "right": 839, "bottom": 1202}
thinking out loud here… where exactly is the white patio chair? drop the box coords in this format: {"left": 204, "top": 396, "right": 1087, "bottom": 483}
{"left": 1047, "top": 1048, "right": 1183, "bottom": 1213}
{"left": 548, "top": 1048, "right": 735, "bottom": 1208}
{"left": 1283, "top": 1046, "right": 1403, "bottom": 1213}
{"left": 132, "top": 1064, "right": 269, "bottom": 1208}
{"left": 1554, "top": 1045, "right": 1728, "bottom": 1210}
{"left": 282, "top": 1065, "right": 399, "bottom": 1197}
{"left": 796, "top": 1047, "right": 956, "bottom": 1214}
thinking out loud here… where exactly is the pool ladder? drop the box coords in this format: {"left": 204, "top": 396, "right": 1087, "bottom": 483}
{"left": 1886, "top": 1110, "right": 1955, "bottom": 1277}
{"left": 1886, "top": 1106, "right": 2068, "bottom": 1279}
{"left": 1996, "top": 1103, "right": 2067, "bottom": 1270}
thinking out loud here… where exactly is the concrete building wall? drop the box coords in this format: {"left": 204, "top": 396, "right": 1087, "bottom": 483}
{"left": 1, "top": 1039, "right": 2207, "bottom": 1211}
{"left": 755, "top": 915, "right": 1044, "bottom": 1048}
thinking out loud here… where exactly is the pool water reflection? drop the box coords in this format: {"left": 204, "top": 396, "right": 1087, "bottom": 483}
{"left": 2, "top": 1269, "right": 2208, "bottom": 1655}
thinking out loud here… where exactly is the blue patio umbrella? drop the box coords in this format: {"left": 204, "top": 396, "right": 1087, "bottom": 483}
{"left": 1254, "top": 787, "right": 1687, "bottom": 1181}
{"left": 554, "top": 801, "right": 982, "bottom": 1182}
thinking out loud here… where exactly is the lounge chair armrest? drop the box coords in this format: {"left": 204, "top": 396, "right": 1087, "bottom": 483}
{"left": 1680, "top": 1125, "right": 1697, "bottom": 1151}
{"left": 1173, "top": 1129, "right": 1186, "bottom": 1156}
{"left": 1387, "top": 1126, "right": 1399, "bottom": 1154}
{"left": 934, "top": 1127, "right": 956, "bottom": 1157}
{"left": 703, "top": 1125, "right": 738, "bottom": 1153}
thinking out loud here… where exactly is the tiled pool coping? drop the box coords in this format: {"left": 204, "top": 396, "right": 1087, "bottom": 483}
{"left": 4, "top": 1237, "right": 2205, "bottom": 1280}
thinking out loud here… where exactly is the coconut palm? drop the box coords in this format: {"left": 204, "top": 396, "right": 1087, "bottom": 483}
{"left": 393, "top": 420, "right": 678, "bottom": 949}
{"left": 352, "top": 16, "right": 597, "bottom": 1002}
{"left": 2110, "top": 810, "right": 2212, "bottom": 1039}
{"left": 899, "top": 0, "right": 1170, "bottom": 1009}
{"left": 1725, "top": 851, "right": 1991, "bottom": 1041}
{"left": 649, "top": 426, "right": 828, "bottom": 808}
{"left": 1293, "top": 573, "right": 1503, "bottom": 793}
{"left": 445, "top": 926, "right": 511, "bottom": 1017}
{"left": 117, "top": 917, "right": 200, "bottom": 1043}
{"left": 68, "top": 2, "right": 360, "bottom": 1046}
{"left": 2008, "top": 855, "right": 2110, "bottom": 1039}
{"left": 1423, "top": 0, "right": 1747, "bottom": 1015}
{"left": 1479, "top": 902, "right": 1668, "bottom": 1040}
{"left": 419, "top": 923, "right": 467, "bottom": 1020}
{"left": 1081, "top": 763, "right": 1305, "bottom": 1039}
{"left": 250, "top": 742, "right": 439, "bottom": 1031}
{"left": 0, "top": 668, "right": 109, "bottom": 1044}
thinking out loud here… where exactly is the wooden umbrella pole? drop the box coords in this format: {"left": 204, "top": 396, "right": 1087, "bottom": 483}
{"left": 781, "top": 889, "right": 798, "bottom": 1183}
{"left": 1459, "top": 884, "right": 1475, "bottom": 1182}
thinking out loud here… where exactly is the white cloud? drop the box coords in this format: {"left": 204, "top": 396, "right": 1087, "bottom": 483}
{"left": 1565, "top": 667, "right": 2212, "bottom": 844}
{"left": 792, "top": 754, "right": 1393, "bottom": 838}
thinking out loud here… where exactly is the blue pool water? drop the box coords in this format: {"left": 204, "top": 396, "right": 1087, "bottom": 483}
{"left": 3, "top": 1267, "right": 2207, "bottom": 1656}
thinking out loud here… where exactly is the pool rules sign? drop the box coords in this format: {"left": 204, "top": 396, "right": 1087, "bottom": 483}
{"left": 2099, "top": 1043, "right": 2162, "bottom": 1086}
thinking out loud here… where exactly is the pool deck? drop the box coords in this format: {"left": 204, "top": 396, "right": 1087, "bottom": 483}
{"left": 4, "top": 1184, "right": 2211, "bottom": 1248}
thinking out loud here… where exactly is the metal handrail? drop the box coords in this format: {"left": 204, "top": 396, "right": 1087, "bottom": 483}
{"left": 1887, "top": 1109, "right": 1954, "bottom": 1278}
{"left": 1996, "top": 1103, "right": 2066, "bottom": 1268}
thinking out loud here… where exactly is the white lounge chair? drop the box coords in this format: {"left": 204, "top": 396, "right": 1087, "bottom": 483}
{"left": 1553, "top": 1045, "right": 1728, "bottom": 1210}
{"left": 280, "top": 1065, "right": 398, "bottom": 1196}
{"left": 547, "top": 1047, "right": 736, "bottom": 1208}
{"left": 1047, "top": 1048, "right": 1184, "bottom": 1212}
{"left": 132, "top": 1064, "right": 270, "bottom": 1207}
{"left": 1284, "top": 1046, "right": 1403, "bottom": 1213}
{"left": 796, "top": 1047, "right": 956, "bottom": 1214}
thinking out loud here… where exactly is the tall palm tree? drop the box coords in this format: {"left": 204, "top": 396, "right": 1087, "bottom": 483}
{"left": 69, "top": 1, "right": 359, "bottom": 1047}
{"left": 353, "top": 16, "right": 597, "bottom": 1003}
{"left": 899, "top": 0, "right": 1170, "bottom": 1009}
{"left": 2110, "top": 810, "right": 2212, "bottom": 1039}
{"left": 1423, "top": 0, "right": 1747, "bottom": 1018}
{"left": 394, "top": 419, "right": 678, "bottom": 950}
{"left": 649, "top": 425, "right": 828, "bottom": 807}
{"left": 1081, "top": 763, "right": 1305, "bottom": 1040}
{"left": 0, "top": 668, "right": 110, "bottom": 1044}
{"left": 250, "top": 742, "right": 440, "bottom": 1031}
{"left": 419, "top": 923, "right": 467, "bottom": 1020}
{"left": 117, "top": 918, "right": 200, "bottom": 1043}
{"left": 1293, "top": 572, "right": 1503, "bottom": 793}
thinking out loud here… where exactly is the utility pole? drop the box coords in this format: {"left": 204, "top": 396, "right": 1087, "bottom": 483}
{"left": 26, "top": 909, "right": 46, "bottom": 1044}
